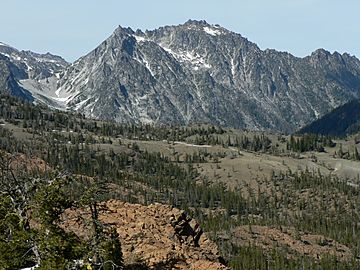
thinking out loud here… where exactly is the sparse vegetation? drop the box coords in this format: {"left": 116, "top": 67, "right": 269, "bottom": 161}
{"left": 0, "top": 94, "right": 359, "bottom": 269}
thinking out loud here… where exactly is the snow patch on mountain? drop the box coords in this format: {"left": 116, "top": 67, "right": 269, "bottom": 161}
{"left": 160, "top": 45, "right": 211, "bottom": 70}
{"left": 33, "top": 57, "right": 63, "bottom": 64}
{"left": 134, "top": 35, "right": 148, "bottom": 43}
{"left": 53, "top": 95, "right": 72, "bottom": 103}
{"left": 0, "top": 52, "right": 10, "bottom": 58}
{"left": 133, "top": 54, "right": 155, "bottom": 77}
{"left": 203, "top": 26, "right": 222, "bottom": 36}
{"left": 74, "top": 97, "right": 91, "bottom": 110}
{"left": 54, "top": 85, "right": 81, "bottom": 108}
{"left": 0, "top": 42, "right": 10, "bottom": 47}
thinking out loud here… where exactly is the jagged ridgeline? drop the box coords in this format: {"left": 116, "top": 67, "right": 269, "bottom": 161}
{"left": 0, "top": 95, "right": 359, "bottom": 269}
{"left": 2, "top": 20, "right": 360, "bottom": 133}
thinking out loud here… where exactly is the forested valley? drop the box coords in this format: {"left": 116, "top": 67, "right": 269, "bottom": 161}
{"left": 0, "top": 95, "right": 359, "bottom": 269}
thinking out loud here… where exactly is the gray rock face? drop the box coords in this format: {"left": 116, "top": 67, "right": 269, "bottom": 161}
{"left": 0, "top": 42, "right": 68, "bottom": 106}
{"left": 0, "top": 53, "right": 34, "bottom": 100}
{"left": 0, "top": 42, "right": 68, "bottom": 80}
{"left": 53, "top": 20, "right": 360, "bottom": 132}
{"left": 2, "top": 21, "right": 360, "bottom": 132}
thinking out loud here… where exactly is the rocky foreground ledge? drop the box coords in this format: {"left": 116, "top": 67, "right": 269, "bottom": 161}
{"left": 61, "top": 200, "right": 229, "bottom": 270}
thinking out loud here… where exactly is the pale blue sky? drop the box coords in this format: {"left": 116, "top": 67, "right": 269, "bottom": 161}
{"left": 1, "top": 0, "right": 359, "bottom": 62}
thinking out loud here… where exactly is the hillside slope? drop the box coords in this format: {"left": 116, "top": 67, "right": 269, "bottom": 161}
{"left": 0, "top": 95, "right": 359, "bottom": 269}
{"left": 298, "top": 99, "right": 360, "bottom": 136}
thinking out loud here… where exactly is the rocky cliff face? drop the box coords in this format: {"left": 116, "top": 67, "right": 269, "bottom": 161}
{"left": 3, "top": 21, "right": 360, "bottom": 132}
{"left": 0, "top": 42, "right": 68, "bottom": 105}
{"left": 0, "top": 53, "right": 33, "bottom": 99}
{"left": 61, "top": 200, "right": 229, "bottom": 270}
{"left": 0, "top": 42, "right": 68, "bottom": 80}
{"left": 53, "top": 20, "right": 360, "bottom": 132}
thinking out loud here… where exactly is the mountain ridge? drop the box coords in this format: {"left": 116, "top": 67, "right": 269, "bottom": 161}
{"left": 2, "top": 20, "right": 360, "bottom": 132}
{"left": 298, "top": 98, "right": 360, "bottom": 136}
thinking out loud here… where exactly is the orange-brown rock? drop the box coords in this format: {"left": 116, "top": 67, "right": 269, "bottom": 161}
{"left": 1, "top": 151, "right": 50, "bottom": 173}
{"left": 221, "top": 225, "right": 355, "bottom": 262}
{"left": 60, "top": 200, "right": 229, "bottom": 270}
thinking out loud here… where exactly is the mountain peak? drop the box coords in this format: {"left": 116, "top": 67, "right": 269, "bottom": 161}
{"left": 310, "top": 48, "right": 349, "bottom": 59}
{"left": 113, "top": 25, "right": 135, "bottom": 36}
{"left": 311, "top": 48, "right": 331, "bottom": 57}
{"left": 184, "top": 19, "right": 210, "bottom": 27}
{"left": 179, "top": 20, "right": 230, "bottom": 38}
{"left": 6, "top": 21, "right": 360, "bottom": 133}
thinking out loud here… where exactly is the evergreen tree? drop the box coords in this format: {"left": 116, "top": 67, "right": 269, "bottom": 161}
{"left": 80, "top": 180, "right": 124, "bottom": 270}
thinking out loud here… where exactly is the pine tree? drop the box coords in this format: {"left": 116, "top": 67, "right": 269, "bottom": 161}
{"left": 33, "top": 176, "right": 83, "bottom": 269}
{"left": 80, "top": 180, "right": 124, "bottom": 270}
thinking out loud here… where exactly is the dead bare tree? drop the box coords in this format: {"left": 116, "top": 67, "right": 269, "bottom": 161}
{"left": 0, "top": 151, "right": 41, "bottom": 265}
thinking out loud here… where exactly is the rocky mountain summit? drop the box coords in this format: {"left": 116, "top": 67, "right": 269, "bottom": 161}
{"left": 0, "top": 42, "right": 68, "bottom": 80}
{"left": 61, "top": 200, "right": 229, "bottom": 270}
{"left": 2, "top": 20, "right": 360, "bottom": 132}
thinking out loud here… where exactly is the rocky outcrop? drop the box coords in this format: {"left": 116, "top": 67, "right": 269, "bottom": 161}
{"left": 61, "top": 200, "right": 229, "bottom": 270}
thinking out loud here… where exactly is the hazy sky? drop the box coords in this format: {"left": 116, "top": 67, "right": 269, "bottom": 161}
{"left": 1, "top": 0, "right": 359, "bottom": 62}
